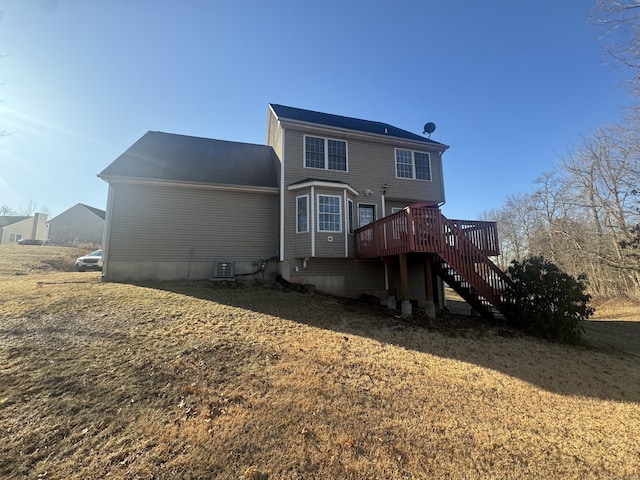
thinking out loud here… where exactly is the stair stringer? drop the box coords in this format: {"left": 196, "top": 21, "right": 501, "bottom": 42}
{"left": 433, "top": 213, "right": 515, "bottom": 320}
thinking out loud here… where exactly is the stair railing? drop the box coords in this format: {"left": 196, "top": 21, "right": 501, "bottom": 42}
{"left": 410, "top": 207, "right": 512, "bottom": 311}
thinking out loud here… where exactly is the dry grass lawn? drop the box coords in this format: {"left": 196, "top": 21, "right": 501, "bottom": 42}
{"left": 0, "top": 245, "right": 639, "bottom": 479}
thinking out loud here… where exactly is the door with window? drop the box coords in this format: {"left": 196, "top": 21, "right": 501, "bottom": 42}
{"left": 358, "top": 204, "right": 376, "bottom": 227}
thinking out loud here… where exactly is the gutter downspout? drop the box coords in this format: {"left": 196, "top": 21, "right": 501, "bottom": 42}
{"left": 381, "top": 194, "right": 388, "bottom": 290}
{"left": 279, "top": 129, "right": 285, "bottom": 262}
{"left": 310, "top": 186, "right": 315, "bottom": 257}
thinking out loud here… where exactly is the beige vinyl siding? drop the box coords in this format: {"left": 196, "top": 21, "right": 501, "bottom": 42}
{"left": 104, "top": 182, "right": 278, "bottom": 280}
{"left": 283, "top": 129, "right": 445, "bottom": 203}
{"left": 48, "top": 205, "right": 104, "bottom": 245}
{"left": 293, "top": 232, "right": 312, "bottom": 258}
{"left": 266, "top": 110, "right": 283, "bottom": 161}
{"left": 0, "top": 214, "right": 48, "bottom": 244}
{"left": 314, "top": 232, "right": 345, "bottom": 257}
{"left": 280, "top": 126, "right": 445, "bottom": 260}
{"left": 267, "top": 108, "right": 445, "bottom": 300}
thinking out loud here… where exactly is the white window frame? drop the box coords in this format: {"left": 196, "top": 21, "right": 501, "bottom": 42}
{"left": 9, "top": 233, "right": 22, "bottom": 243}
{"left": 296, "top": 195, "right": 309, "bottom": 233}
{"left": 304, "top": 135, "right": 348, "bottom": 172}
{"left": 394, "top": 148, "right": 432, "bottom": 181}
{"left": 317, "top": 194, "right": 342, "bottom": 232}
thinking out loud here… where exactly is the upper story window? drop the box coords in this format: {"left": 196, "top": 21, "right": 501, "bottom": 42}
{"left": 318, "top": 194, "right": 342, "bottom": 232}
{"left": 305, "top": 135, "right": 347, "bottom": 171}
{"left": 395, "top": 149, "right": 431, "bottom": 181}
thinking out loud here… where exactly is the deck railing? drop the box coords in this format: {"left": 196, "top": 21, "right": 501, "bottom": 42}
{"left": 355, "top": 206, "right": 513, "bottom": 315}
{"left": 355, "top": 207, "right": 500, "bottom": 259}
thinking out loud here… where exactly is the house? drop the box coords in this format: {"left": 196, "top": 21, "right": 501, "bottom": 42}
{"left": 99, "top": 104, "right": 511, "bottom": 319}
{"left": 47, "top": 203, "right": 105, "bottom": 245}
{"left": 0, "top": 213, "right": 48, "bottom": 244}
{"left": 99, "top": 134, "right": 280, "bottom": 281}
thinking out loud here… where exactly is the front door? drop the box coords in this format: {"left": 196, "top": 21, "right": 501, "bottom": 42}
{"left": 358, "top": 204, "right": 376, "bottom": 227}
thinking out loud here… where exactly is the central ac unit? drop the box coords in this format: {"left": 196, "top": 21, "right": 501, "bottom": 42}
{"left": 212, "top": 261, "right": 235, "bottom": 279}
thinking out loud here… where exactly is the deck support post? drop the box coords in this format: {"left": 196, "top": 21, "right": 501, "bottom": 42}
{"left": 384, "top": 257, "right": 397, "bottom": 310}
{"left": 423, "top": 256, "right": 436, "bottom": 320}
{"left": 399, "top": 253, "right": 412, "bottom": 317}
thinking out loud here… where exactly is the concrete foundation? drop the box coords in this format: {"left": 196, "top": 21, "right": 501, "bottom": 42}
{"left": 401, "top": 300, "right": 412, "bottom": 318}
{"left": 424, "top": 300, "right": 436, "bottom": 320}
{"left": 387, "top": 295, "right": 396, "bottom": 310}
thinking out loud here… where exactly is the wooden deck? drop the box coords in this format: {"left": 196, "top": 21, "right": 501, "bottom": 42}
{"left": 355, "top": 207, "right": 500, "bottom": 259}
{"left": 355, "top": 207, "right": 513, "bottom": 319}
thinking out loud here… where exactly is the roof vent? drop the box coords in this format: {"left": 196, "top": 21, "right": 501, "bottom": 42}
{"left": 212, "top": 261, "right": 235, "bottom": 279}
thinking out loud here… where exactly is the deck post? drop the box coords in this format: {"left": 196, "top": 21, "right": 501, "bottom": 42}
{"left": 399, "top": 253, "right": 412, "bottom": 317}
{"left": 384, "top": 257, "right": 397, "bottom": 310}
{"left": 423, "top": 256, "right": 436, "bottom": 320}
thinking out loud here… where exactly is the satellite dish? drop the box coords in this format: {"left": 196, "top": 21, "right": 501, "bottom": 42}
{"left": 423, "top": 122, "right": 436, "bottom": 138}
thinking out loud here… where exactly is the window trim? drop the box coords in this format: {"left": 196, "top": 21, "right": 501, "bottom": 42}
{"left": 296, "top": 195, "right": 309, "bottom": 233}
{"left": 317, "top": 194, "right": 342, "bottom": 233}
{"left": 394, "top": 148, "right": 432, "bottom": 181}
{"left": 304, "top": 135, "right": 348, "bottom": 172}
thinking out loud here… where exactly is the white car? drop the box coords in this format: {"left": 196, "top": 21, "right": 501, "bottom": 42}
{"left": 75, "top": 249, "right": 103, "bottom": 272}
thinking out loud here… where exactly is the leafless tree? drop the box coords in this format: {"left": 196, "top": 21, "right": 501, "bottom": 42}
{"left": 0, "top": 204, "right": 16, "bottom": 215}
{"left": 528, "top": 125, "right": 640, "bottom": 296}
{"left": 482, "top": 192, "right": 542, "bottom": 269}
{"left": 594, "top": 0, "right": 640, "bottom": 99}
{"left": 17, "top": 200, "right": 38, "bottom": 216}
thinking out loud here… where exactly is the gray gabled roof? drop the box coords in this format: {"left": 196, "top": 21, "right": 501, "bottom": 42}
{"left": 79, "top": 204, "right": 106, "bottom": 220}
{"left": 0, "top": 216, "right": 31, "bottom": 228}
{"left": 99, "top": 131, "right": 280, "bottom": 189}
{"left": 48, "top": 204, "right": 106, "bottom": 223}
{"left": 270, "top": 104, "right": 447, "bottom": 148}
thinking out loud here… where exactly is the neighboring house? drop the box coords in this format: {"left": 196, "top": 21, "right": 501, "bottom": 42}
{"left": 0, "top": 213, "right": 48, "bottom": 244}
{"left": 47, "top": 203, "right": 105, "bottom": 245}
{"left": 99, "top": 104, "right": 510, "bottom": 319}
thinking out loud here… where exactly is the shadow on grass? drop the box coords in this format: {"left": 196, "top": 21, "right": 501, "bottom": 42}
{"left": 136, "top": 280, "right": 640, "bottom": 404}
{"left": 582, "top": 320, "right": 640, "bottom": 360}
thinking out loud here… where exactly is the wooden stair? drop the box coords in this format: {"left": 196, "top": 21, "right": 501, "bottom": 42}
{"left": 355, "top": 206, "right": 515, "bottom": 320}
{"left": 430, "top": 213, "right": 515, "bottom": 320}
{"left": 433, "top": 256, "right": 504, "bottom": 319}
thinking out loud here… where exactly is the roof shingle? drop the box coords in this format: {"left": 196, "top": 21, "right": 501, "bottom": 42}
{"left": 270, "top": 104, "right": 446, "bottom": 148}
{"left": 99, "top": 132, "right": 280, "bottom": 188}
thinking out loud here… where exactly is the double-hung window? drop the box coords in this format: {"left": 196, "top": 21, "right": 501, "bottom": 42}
{"left": 305, "top": 136, "right": 347, "bottom": 171}
{"left": 395, "top": 149, "right": 431, "bottom": 180}
{"left": 318, "top": 195, "right": 341, "bottom": 232}
{"left": 296, "top": 195, "right": 309, "bottom": 233}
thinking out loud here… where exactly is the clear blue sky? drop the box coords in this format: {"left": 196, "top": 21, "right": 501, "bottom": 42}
{"left": 0, "top": 0, "right": 630, "bottom": 221}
